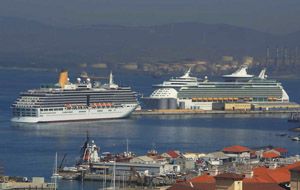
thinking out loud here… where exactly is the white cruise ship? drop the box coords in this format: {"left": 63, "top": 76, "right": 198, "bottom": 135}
{"left": 142, "top": 66, "right": 291, "bottom": 110}
{"left": 11, "top": 70, "right": 139, "bottom": 123}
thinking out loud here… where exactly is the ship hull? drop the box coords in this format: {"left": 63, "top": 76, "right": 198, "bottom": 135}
{"left": 11, "top": 104, "right": 138, "bottom": 123}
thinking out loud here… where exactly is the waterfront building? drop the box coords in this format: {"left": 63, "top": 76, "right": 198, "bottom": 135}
{"left": 222, "top": 145, "right": 251, "bottom": 162}
{"left": 130, "top": 156, "right": 156, "bottom": 165}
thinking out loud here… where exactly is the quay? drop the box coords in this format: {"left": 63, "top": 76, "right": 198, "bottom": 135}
{"left": 133, "top": 109, "right": 300, "bottom": 116}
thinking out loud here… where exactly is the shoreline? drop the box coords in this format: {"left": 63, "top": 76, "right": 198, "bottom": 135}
{"left": 1, "top": 66, "right": 300, "bottom": 80}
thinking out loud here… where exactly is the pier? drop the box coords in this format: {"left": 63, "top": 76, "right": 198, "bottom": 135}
{"left": 133, "top": 109, "right": 300, "bottom": 116}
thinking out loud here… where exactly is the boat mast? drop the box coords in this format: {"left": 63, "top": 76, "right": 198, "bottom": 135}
{"left": 113, "top": 160, "right": 116, "bottom": 190}
{"left": 126, "top": 139, "right": 129, "bottom": 155}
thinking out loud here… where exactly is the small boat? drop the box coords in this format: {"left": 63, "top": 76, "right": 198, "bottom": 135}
{"left": 291, "top": 136, "right": 300, "bottom": 141}
{"left": 275, "top": 133, "right": 287, "bottom": 137}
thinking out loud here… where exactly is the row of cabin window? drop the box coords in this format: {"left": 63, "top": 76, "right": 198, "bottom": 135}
{"left": 40, "top": 108, "right": 63, "bottom": 111}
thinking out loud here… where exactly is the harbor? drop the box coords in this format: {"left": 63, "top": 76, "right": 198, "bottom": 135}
{"left": 2, "top": 0, "right": 300, "bottom": 189}
{"left": 1, "top": 69, "right": 300, "bottom": 190}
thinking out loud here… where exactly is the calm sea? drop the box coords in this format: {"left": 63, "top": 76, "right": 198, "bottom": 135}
{"left": 0, "top": 69, "right": 299, "bottom": 190}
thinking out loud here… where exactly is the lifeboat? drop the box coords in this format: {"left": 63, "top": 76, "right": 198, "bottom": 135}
{"left": 213, "top": 98, "right": 218, "bottom": 101}
{"left": 244, "top": 97, "right": 249, "bottom": 101}
{"left": 218, "top": 98, "right": 223, "bottom": 101}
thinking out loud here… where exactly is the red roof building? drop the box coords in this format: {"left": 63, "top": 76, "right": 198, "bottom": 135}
{"left": 223, "top": 145, "right": 251, "bottom": 153}
{"left": 262, "top": 151, "right": 280, "bottom": 159}
{"left": 165, "top": 150, "right": 181, "bottom": 159}
{"left": 243, "top": 183, "right": 285, "bottom": 190}
{"left": 189, "top": 174, "right": 216, "bottom": 183}
{"left": 273, "top": 147, "right": 288, "bottom": 154}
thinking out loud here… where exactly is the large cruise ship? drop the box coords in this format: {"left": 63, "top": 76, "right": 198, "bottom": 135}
{"left": 11, "top": 70, "right": 139, "bottom": 123}
{"left": 142, "top": 66, "right": 291, "bottom": 110}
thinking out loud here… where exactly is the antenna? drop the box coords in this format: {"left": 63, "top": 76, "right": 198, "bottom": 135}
{"left": 126, "top": 138, "right": 129, "bottom": 154}
{"left": 109, "top": 71, "right": 113, "bottom": 85}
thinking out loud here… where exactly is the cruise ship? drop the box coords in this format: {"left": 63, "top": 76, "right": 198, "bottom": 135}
{"left": 11, "top": 70, "right": 139, "bottom": 123}
{"left": 142, "top": 66, "right": 291, "bottom": 110}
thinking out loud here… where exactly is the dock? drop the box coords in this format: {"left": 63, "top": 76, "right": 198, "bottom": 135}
{"left": 133, "top": 109, "right": 300, "bottom": 116}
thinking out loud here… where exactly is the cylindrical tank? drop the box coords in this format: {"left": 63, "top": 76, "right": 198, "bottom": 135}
{"left": 158, "top": 99, "right": 168, "bottom": 109}
{"left": 168, "top": 98, "right": 177, "bottom": 109}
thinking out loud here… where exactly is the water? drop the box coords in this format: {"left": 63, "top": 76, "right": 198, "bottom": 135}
{"left": 0, "top": 69, "right": 300, "bottom": 189}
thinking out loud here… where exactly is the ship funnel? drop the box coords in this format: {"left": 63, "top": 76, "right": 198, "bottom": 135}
{"left": 258, "top": 68, "right": 267, "bottom": 79}
{"left": 181, "top": 67, "right": 192, "bottom": 78}
{"left": 58, "top": 70, "right": 68, "bottom": 88}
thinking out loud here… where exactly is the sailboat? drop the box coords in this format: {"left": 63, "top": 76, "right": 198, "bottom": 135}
{"left": 51, "top": 152, "right": 63, "bottom": 179}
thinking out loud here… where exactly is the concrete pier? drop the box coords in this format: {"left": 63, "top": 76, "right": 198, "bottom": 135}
{"left": 133, "top": 109, "right": 299, "bottom": 116}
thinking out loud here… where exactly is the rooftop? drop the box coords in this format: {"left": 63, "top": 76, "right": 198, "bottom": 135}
{"left": 215, "top": 173, "right": 245, "bottom": 180}
{"left": 243, "top": 183, "right": 285, "bottom": 190}
{"left": 273, "top": 147, "right": 288, "bottom": 153}
{"left": 262, "top": 151, "right": 280, "bottom": 159}
{"left": 189, "top": 174, "right": 215, "bottom": 183}
{"left": 165, "top": 150, "right": 181, "bottom": 159}
{"left": 223, "top": 145, "right": 251, "bottom": 153}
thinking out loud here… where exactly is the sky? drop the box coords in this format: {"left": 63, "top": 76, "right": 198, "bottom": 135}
{"left": 0, "top": 0, "right": 300, "bottom": 34}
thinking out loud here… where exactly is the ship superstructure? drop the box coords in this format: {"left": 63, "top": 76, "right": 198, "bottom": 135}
{"left": 153, "top": 68, "right": 199, "bottom": 89}
{"left": 142, "top": 66, "right": 291, "bottom": 110}
{"left": 11, "top": 70, "right": 138, "bottom": 123}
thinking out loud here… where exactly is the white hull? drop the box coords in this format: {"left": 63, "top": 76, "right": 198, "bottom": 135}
{"left": 11, "top": 104, "right": 137, "bottom": 123}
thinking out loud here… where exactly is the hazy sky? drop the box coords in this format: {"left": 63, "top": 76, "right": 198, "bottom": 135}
{"left": 0, "top": 0, "right": 299, "bottom": 34}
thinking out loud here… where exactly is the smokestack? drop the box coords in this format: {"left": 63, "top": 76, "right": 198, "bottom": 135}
{"left": 58, "top": 70, "right": 68, "bottom": 88}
